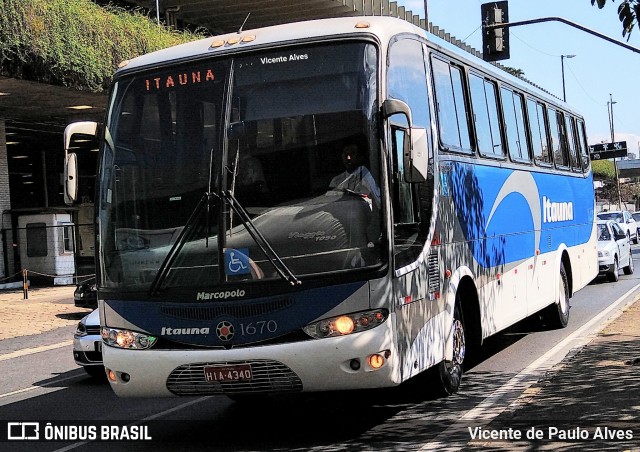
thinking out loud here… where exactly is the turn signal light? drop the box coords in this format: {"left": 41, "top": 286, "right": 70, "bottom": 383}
{"left": 368, "top": 354, "right": 385, "bottom": 369}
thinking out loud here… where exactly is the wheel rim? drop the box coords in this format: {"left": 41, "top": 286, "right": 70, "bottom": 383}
{"left": 450, "top": 319, "right": 466, "bottom": 368}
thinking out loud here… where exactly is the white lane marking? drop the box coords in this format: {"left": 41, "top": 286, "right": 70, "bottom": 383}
{"left": 0, "top": 340, "right": 78, "bottom": 401}
{"left": 0, "top": 374, "right": 84, "bottom": 400}
{"left": 420, "top": 282, "right": 640, "bottom": 451}
{"left": 0, "top": 340, "right": 73, "bottom": 361}
{"left": 52, "top": 397, "right": 212, "bottom": 452}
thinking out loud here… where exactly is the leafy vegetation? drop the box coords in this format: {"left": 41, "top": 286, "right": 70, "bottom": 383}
{"left": 592, "top": 159, "right": 617, "bottom": 179}
{"left": 502, "top": 66, "right": 525, "bottom": 77}
{"left": 591, "top": 0, "right": 640, "bottom": 39}
{"left": 593, "top": 159, "right": 640, "bottom": 208}
{"left": 0, "top": 0, "right": 204, "bottom": 92}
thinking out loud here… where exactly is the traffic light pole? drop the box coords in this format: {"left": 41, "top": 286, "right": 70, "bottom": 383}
{"left": 483, "top": 16, "right": 640, "bottom": 56}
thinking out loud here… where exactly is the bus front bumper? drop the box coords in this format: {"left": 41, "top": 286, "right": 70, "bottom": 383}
{"left": 103, "top": 321, "right": 398, "bottom": 397}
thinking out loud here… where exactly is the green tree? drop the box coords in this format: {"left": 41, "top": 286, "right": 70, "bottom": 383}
{"left": 502, "top": 66, "right": 525, "bottom": 77}
{"left": 592, "top": 159, "right": 616, "bottom": 179}
{"left": 591, "top": 0, "right": 640, "bottom": 39}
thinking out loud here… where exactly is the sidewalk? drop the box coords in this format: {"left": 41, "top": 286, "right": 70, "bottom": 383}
{"left": 0, "top": 285, "right": 87, "bottom": 340}
{"left": 470, "top": 295, "right": 640, "bottom": 450}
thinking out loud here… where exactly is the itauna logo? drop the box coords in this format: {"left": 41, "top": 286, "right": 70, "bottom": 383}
{"left": 161, "top": 327, "right": 210, "bottom": 335}
{"left": 144, "top": 69, "right": 215, "bottom": 91}
{"left": 542, "top": 196, "right": 574, "bottom": 223}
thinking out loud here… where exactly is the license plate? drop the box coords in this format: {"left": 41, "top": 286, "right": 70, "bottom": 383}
{"left": 95, "top": 341, "right": 102, "bottom": 353}
{"left": 204, "top": 364, "right": 252, "bottom": 382}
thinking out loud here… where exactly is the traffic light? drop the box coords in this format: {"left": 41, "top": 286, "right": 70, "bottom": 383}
{"left": 481, "top": 1, "right": 510, "bottom": 62}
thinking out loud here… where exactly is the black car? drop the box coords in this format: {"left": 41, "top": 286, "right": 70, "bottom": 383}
{"left": 74, "top": 277, "right": 97, "bottom": 309}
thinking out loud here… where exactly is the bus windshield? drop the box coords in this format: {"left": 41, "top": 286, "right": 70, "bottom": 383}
{"left": 98, "top": 42, "right": 383, "bottom": 290}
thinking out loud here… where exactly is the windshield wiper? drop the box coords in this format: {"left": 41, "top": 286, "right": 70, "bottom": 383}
{"left": 149, "top": 192, "right": 217, "bottom": 295}
{"left": 221, "top": 190, "right": 301, "bottom": 286}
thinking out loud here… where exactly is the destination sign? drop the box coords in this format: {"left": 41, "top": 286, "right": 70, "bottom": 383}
{"left": 589, "top": 141, "right": 628, "bottom": 160}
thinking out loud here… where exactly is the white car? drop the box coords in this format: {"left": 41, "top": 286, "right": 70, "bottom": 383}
{"left": 597, "top": 219, "right": 634, "bottom": 282}
{"left": 632, "top": 211, "right": 640, "bottom": 239}
{"left": 73, "top": 309, "right": 104, "bottom": 378}
{"left": 596, "top": 210, "right": 638, "bottom": 244}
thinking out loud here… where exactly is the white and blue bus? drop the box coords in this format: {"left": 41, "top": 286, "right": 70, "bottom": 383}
{"left": 64, "top": 16, "right": 597, "bottom": 398}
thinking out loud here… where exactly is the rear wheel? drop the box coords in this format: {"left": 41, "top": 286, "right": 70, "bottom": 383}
{"left": 542, "top": 263, "right": 570, "bottom": 329}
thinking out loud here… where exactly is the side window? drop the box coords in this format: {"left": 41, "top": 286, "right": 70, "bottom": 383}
{"left": 469, "top": 73, "right": 503, "bottom": 157}
{"left": 528, "top": 99, "right": 551, "bottom": 165}
{"left": 549, "top": 108, "right": 568, "bottom": 168}
{"left": 576, "top": 119, "right": 590, "bottom": 171}
{"left": 501, "top": 87, "right": 529, "bottom": 161}
{"left": 431, "top": 56, "right": 471, "bottom": 152}
{"left": 612, "top": 222, "right": 624, "bottom": 238}
{"left": 62, "top": 223, "right": 74, "bottom": 254}
{"left": 565, "top": 115, "right": 579, "bottom": 171}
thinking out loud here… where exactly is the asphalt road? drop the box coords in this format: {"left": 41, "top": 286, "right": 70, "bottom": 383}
{"left": 0, "top": 253, "right": 638, "bottom": 452}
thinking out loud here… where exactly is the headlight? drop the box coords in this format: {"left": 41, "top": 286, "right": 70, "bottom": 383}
{"left": 101, "top": 327, "right": 157, "bottom": 350}
{"left": 599, "top": 250, "right": 610, "bottom": 257}
{"left": 303, "top": 309, "right": 388, "bottom": 339}
{"left": 74, "top": 322, "right": 87, "bottom": 337}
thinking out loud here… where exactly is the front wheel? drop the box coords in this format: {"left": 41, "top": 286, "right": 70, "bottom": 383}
{"left": 624, "top": 252, "right": 634, "bottom": 275}
{"left": 432, "top": 300, "right": 466, "bottom": 396}
{"left": 607, "top": 257, "right": 619, "bottom": 282}
{"left": 542, "top": 263, "right": 570, "bottom": 329}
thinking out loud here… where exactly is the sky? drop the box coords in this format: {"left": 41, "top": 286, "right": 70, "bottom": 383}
{"left": 400, "top": 0, "right": 640, "bottom": 157}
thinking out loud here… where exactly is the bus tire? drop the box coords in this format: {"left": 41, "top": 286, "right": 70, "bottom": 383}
{"left": 432, "top": 299, "right": 466, "bottom": 396}
{"left": 543, "top": 263, "right": 570, "bottom": 329}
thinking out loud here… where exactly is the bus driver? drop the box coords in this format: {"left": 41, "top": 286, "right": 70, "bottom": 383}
{"left": 329, "top": 143, "right": 381, "bottom": 249}
{"left": 329, "top": 143, "right": 381, "bottom": 209}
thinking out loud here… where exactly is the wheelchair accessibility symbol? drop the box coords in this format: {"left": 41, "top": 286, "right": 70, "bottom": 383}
{"left": 224, "top": 248, "right": 251, "bottom": 276}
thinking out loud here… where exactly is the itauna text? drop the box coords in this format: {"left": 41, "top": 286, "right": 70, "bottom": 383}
{"left": 145, "top": 69, "right": 216, "bottom": 91}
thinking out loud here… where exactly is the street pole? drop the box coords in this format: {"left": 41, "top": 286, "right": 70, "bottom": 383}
{"left": 423, "top": 0, "right": 429, "bottom": 30}
{"left": 609, "top": 94, "right": 622, "bottom": 209}
{"left": 156, "top": 0, "right": 160, "bottom": 25}
{"left": 560, "top": 54, "right": 575, "bottom": 102}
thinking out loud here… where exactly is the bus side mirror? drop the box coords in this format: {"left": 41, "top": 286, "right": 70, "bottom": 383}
{"left": 383, "top": 99, "right": 428, "bottom": 183}
{"left": 63, "top": 121, "right": 98, "bottom": 205}
{"left": 64, "top": 152, "right": 78, "bottom": 205}
{"left": 382, "top": 99, "right": 413, "bottom": 125}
